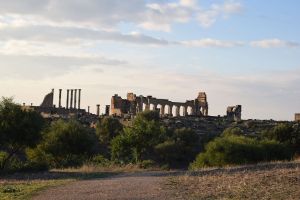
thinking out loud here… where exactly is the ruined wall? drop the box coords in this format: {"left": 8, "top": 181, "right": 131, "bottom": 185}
{"left": 110, "top": 92, "right": 209, "bottom": 117}
{"left": 40, "top": 89, "right": 54, "bottom": 107}
{"left": 227, "top": 105, "right": 242, "bottom": 122}
{"left": 295, "top": 113, "right": 300, "bottom": 122}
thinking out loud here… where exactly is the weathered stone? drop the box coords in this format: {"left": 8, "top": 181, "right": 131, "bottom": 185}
{"left": 110, "top": 92, "right": 209, "bottom": 117}
{"left": 40, "top": 89, "right": 54, "bottom": 107}
{"left": 295, "top": 113, "right": 300, "bottom": 122}
{"left": 227, "top": 105, "right": 242, "bottom": 122}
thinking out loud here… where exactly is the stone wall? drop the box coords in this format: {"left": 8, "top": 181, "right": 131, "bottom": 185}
{"left": 110, "top": 92, "right": 209, "bottom": 117}
{"left": 295, "top": 113, "right": 300, "bottom": 122}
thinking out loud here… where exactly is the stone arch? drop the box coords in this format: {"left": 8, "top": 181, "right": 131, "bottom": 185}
{"left": 187, "top": 106, "right": 193, "bottom": 115}
{"left": 172, "top": 105, "right": 179, "bottom": 117}
{"left": 150, "top": 104, "right": 156, "bottom": 111}
{"left": 179, "top": 106, "right": 185, "bottom": 116}
{"left": 142, "top": 103, "right": 147, "bottom": 111}
{"left": 157, "top": 104, "right": 162, "bottom": 115}
{"left": 165, "top": 105, "right": 172, "bottom": 116}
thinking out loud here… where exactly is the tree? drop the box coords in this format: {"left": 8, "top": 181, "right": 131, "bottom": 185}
{"left": 39, "top": 120, "right": 99, "bottom": 168}
{"left": 96, "top": 117, "right": 123, "bottom": 145}
{"left": 155, "top": 128, "right": 200, "bottom": 167}
{"left": 0, "top": 98, "right": 44, "bottom": 170}
{"left": 111, "top": 110, "right": 166, "bottom": 163}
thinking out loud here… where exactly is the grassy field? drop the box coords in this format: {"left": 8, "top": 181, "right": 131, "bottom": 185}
{"left": 167, "top": 161, "right": 300, "bottom": 200}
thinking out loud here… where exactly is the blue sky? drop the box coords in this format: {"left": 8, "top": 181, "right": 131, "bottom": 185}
{"left": 0, "top": 0, "right": 299, "bottom": 120}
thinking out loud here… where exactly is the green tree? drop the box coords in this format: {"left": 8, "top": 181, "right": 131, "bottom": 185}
{"left": 155, "top": 128, "right": 200, "bottom": 167}
{"left": 96, "top": 117, "right": 123, "bottom": 144}
{"left": 38, "top": 120, "right": 99, "bottom": 168}
{"left": 0, "top": 98, "right": 44, "bottom": 170}
{"left": 111, "top": 110, "right": 166, "bottom": 163}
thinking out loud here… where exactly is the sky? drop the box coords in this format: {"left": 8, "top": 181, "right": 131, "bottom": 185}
{"left": 0, "top": 0, "right": 299, "bottom": 120}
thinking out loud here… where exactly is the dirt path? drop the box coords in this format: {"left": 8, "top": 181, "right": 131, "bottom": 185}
{"left": 32, "top": 171, "right": 182, "bottom": 200}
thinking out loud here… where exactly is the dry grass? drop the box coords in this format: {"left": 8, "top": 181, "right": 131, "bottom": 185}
{"left": 167, "top": 161, "right": 300, "bottom": 200}
{"left": 0, "top": 164, "right": 163, "bottom": 199}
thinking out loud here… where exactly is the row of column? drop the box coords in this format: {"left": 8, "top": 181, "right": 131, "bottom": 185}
{"left": 61, "top": 89, "right": 82, "bottom": 109}
{"left": 138, "top": 103, "right": 193, "bottom": 117}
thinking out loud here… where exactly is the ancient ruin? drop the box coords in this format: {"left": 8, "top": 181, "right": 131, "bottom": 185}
{"left": 295, "top": 113, "right": 300, "bottom": 122}
{"left": 23, "top": 89, "right": 246, "bottom": 127}
{"left": 111, "top": 92, "right": 209, "bottom": 117}
{"left": 40, "top": 89, "right": 54, "bottom": 107}
{"left": 227, "top": 105, "right": 242, "bottom": 122}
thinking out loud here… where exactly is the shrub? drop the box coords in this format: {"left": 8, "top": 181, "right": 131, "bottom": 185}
{"left": 222, "top": 127, "right": 244, "bottom": 137}
{"left": 88, "top": 155, "right": 111, "bottom": 167}
{"left": 96, "top": 117, "right": 123, "bottom": 144}
{"left": 111, "top": 111, "right": 166, "bottom": 163}
{"left": 190, "top": 135, "right": 292, "bottom": 169}
{"left": 155, "top": 128, "right": 200, "bottom": 167}
{"left": 37, "top": 120, "right": 99, "bottom": 168}
{"left": 0, "top": 97, "right": 44, "bottom": 170}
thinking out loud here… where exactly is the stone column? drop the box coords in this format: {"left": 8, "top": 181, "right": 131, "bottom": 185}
{"left": 176, "top": 106, "right": 180, "bottom": 117}
{"left": 66, "top": 89, "right": 70, "bottom": 109}
{"left": 88, "top": 106, "right": 90, "bottom": 114}
{"left": 74, "top": 89, "right": 77, "bottom": 109}
{"left": 185, "top": 107, "right": 189, "bottom": 116}
{"left": 59, "top": 89, "right": 62, "bottom": 108}
{"left": 78, "top": 89, "right": 81, "bottom": 109}
{"left": 161, "top": 105, "right": 165, "bottom": 115}
{"left": 105, "top": 105, "right": 110, "bottom": 116}
{"left": 168, "top": 105, "right": 173, "bottom": 116}
{"left": 96, "top": 104, "right": 100, "bottom": 116}
{"left": 70, "top": 89, "right": 74, "bottom": 109}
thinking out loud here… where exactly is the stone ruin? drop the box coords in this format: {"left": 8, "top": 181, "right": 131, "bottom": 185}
{"left": 111, "top": 92, "right": 209, "bottom": 117}
{"left": 295, "top": 113, "right": 300, "bottom": 122}
{"left": 23, "top": 89, "right": 244, "bottom": 126}
{"left": 227, "top": 105, "right": 242, "bottom": 122}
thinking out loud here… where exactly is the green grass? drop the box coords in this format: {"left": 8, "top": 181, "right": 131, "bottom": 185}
{"left": 0, "top": 180, "right": 70, "bottom": 200}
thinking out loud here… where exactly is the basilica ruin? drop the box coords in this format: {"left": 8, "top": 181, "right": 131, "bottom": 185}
{"left": 111, "top": 92, "right": 209, "bottom": 117}
{"left": 24, "top": 89, "right": 243, "bottom": 124}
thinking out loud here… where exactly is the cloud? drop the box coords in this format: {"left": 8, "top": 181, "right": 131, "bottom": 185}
{"left": 0, "top": 54, "right": 126, "bottom": 79}
{"left": 180, "top": 38, "right": 244, "bottom": 48}
{"left": 0, "top": 25, "right": 169, "bottom": 45}
{"left": 250, "top": 39, "right": 299, "bottom": 48}
{"left": 197, "top": 0, "right": 243, "bottom": 27}
{"left": 0, "top": 0, "right": 243, "bottom": 32}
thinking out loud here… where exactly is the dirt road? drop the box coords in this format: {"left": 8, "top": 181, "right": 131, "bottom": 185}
{"left": 32, "top": 171, "right": 181, "bottom": 200}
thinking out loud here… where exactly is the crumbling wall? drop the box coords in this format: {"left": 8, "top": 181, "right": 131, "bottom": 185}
{"left": 295, "top": 113, "right": 300, "bottom": 122}
{"left": 227, "top": 105, "right": 242, "bottom": 122}
{"left": 110, "top": 91, "right": 209, "bottom": 117}
{"left": 40, "top": 89, "right": 54, "bottom": 107}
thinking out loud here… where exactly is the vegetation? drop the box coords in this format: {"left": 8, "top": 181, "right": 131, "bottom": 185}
{"left": 190, "top": 135, "right": 292, "bottom": 169}
{"left": 0, "top": 97, "right": 299, "bottom": 173}
{"left": 168, "top": 161, "right": 300, "bottom": 200}
{"left": 0, "top": 98, "right": 44, "bottom": 171}
{"left": 29, "top": 120, "right": 99, "bottom": 168}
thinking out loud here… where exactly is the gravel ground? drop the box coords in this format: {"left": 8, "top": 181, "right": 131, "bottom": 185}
{"left": 32, "top": 171, "right": 182, "bottom": 200}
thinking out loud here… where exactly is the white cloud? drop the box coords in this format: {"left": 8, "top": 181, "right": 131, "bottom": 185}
{"left": 0, "top": 0, "right": 243, "bottom": 32}
{"left": 250, "top": 39, "right": 299, "bottom": 48}
{"left": 180, "top": 38, "right": 244, "bottom": 48}
{"left": 0, "top": 25, "right": 169, "bottom": 46}
{"left": 197, "top": 0, "right": 243, "bottom": 27}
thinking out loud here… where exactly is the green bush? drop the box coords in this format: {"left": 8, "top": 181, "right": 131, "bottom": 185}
{"left": 88, "top": 155, "right": 111, "bottom": 167}
{"left": 0, "top": 97, "right": 44, "bottom": 170}
{"left": 155, "top": 128, "right": 200, "bottom": 167}
{"left": 222, "top": 127, "right": 243, "bottom": 137}
{"left": 190, "top": 135, "right": 292, "bottom": 169}
{"left": 111, "top": 111, "right": 166, "bottom": 163}
{"left": 96, "top": 117, "right": 123, "bottom": 144}
{"left": 36, "top": 120, "right": 99, "bottom": 168}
